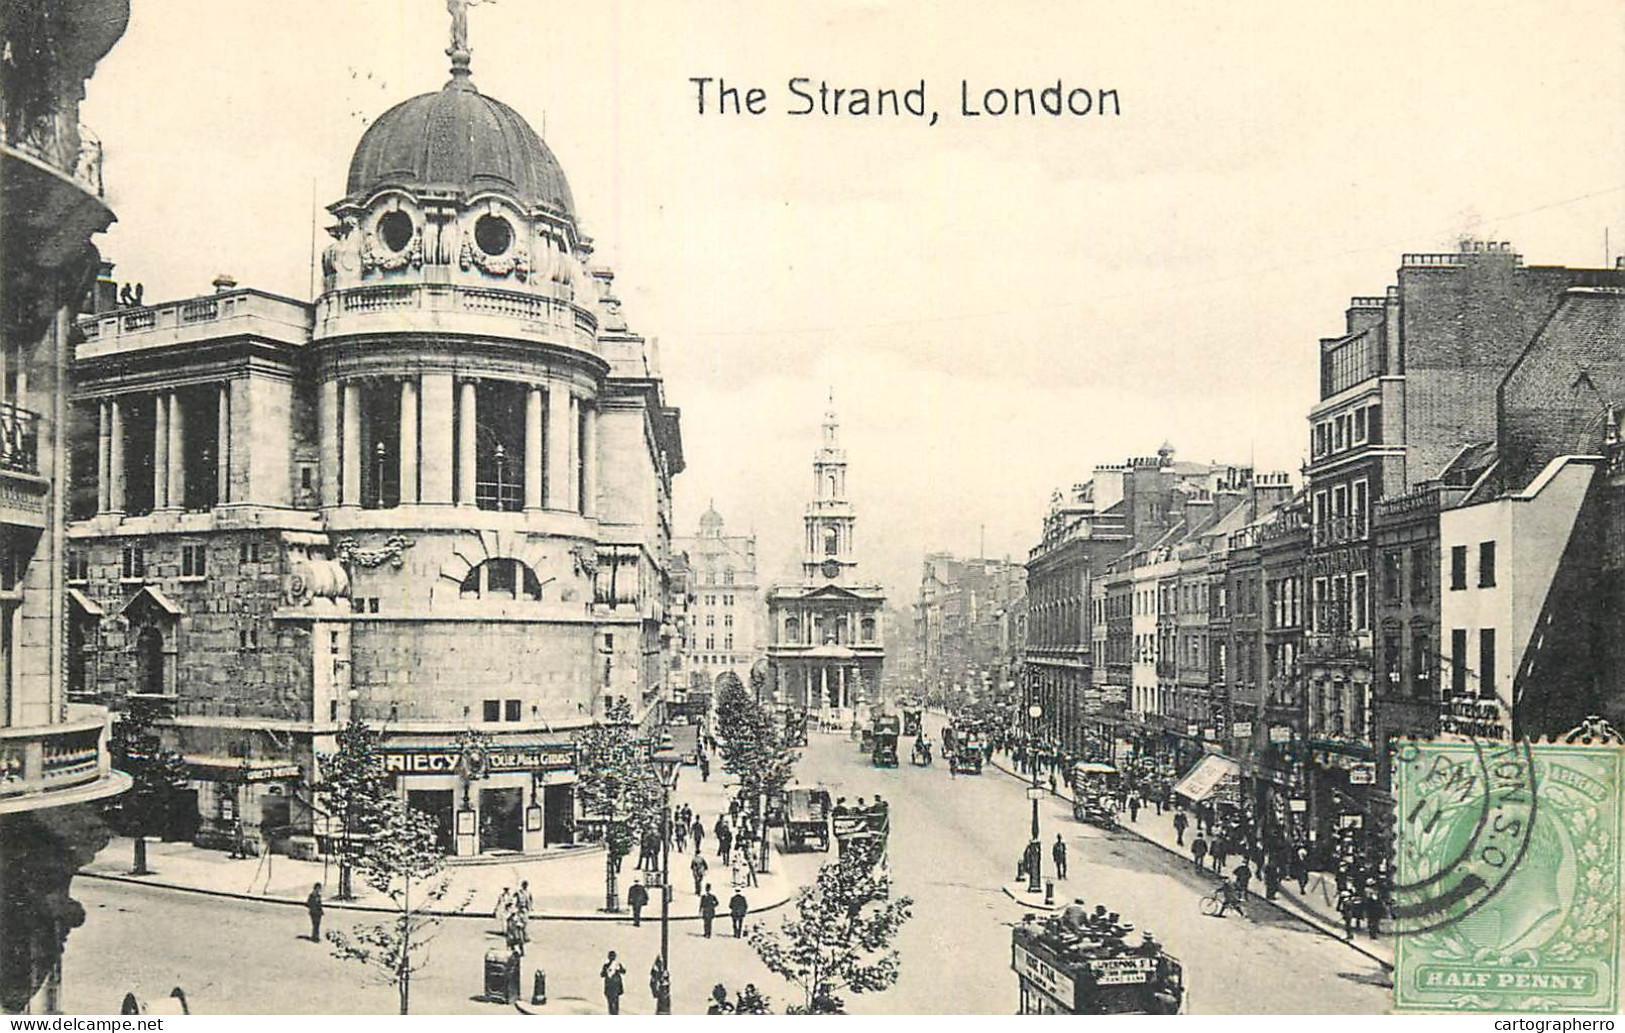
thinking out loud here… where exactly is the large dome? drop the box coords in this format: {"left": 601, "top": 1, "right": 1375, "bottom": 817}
{"left": 345, "top": 73, "right": 575, "bottom": 219}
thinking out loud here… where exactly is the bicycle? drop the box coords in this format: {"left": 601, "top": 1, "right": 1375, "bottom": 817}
{"left": 1199, "top": 884, "right": 1244, "bottom": 918}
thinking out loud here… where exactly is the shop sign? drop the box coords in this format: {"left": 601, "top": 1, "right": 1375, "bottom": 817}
{"left": 1201, "top": 727, "right": 1215, "bottom": 741}
{"left": 1012, "top": 943, "right": 1075, "bottom": 1007}
{"left": 244, "top": 763, "right": 302, "bottom": 783}
{"left": 1269, "top": 725, "right": 1293, "bottom": 744}
{"left": 1348, "top": 762, "right": 1376, "bottom": 786}
{"left": 1289, "top": 798, "right": 1307, "bottom": 813}
{"left": 1437, "top": 697, "right": 1510, "bottom": 741}
{"left": 1232, "top": 721, "right": 1252, "bottom": 739}
{"left": 1186, "top": 724, "right": 1200, "bottom": 737}
{"left": 381, "top": 745, "right": 575, "bottom": 776}
{"left": 1088, "top": 956, "right": 1156, "bottom": 986}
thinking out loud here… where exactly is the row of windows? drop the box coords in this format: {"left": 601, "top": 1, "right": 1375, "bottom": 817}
{"left": 1380, "top": 545, "right": 1435, "bottom": 604}
{"left": 1309, "top": 572, "right": 1370, "bottom": 633}
{"left": 1449, "top": 542, "right": 1497, "bottom": 591}
{"left": 1310, "top": 402, "right": 1380, "bottom": 459}
{"left": 1449, "top": 627, "right": 1497, "bottom": 699}
{"left": 71, "top": 542, "right": 271, "bottom": 584}
{"left": 701, "top": 594, "right": 738, "bottom": 606}
{"left": 1311, "top": 478, "right": 1370, "bottom": 542}
{"left": 702, "top": 614, "right": 736, "bottom": 628}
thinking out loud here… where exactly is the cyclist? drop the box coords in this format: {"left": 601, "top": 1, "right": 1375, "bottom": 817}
{"left": 1213, "top": 872, "right": 1245, "bottom": 918}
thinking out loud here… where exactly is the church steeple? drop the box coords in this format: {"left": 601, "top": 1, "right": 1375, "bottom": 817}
{"left": 804, "top": 393, "right": 857, "bottom": 584}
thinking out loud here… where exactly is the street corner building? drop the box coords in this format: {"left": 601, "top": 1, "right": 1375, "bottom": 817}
{"left": 59, "top": 34, "right": 684, "bottom": 862}
{"left": 0, "top": 0, "right": 136, "bottom": 1014}
{"left": 766, "top": 404, "right": 886, "bottom": 718}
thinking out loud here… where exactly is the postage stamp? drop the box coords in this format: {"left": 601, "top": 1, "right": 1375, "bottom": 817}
{"left": 1392, "top": 741, "right": 1622, "bottom": 1013}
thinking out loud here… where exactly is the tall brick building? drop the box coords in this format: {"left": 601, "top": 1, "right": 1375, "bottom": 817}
{"left": 64, "top": 30, "right": 683, "bottom": 859}
{"left": 673, "top": 503, "right": 761, "bottom": 691}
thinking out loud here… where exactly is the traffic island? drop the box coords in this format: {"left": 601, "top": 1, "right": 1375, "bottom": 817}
{"left": 1001, "top": 881, "right": 1061, "bottom": 910}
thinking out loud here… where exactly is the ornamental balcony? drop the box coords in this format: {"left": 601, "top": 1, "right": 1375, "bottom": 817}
{"left": 314, "top": 283, "right": 599, "bottom": 355}
{"left": 1303, "top": 630, "right": 1373, "bottom": 666}
{"left": 0, "top": 705, "right": 130, "bottom": 815}
{"left": 77, "top": 288, "right": 312, "bottom": 359}
{"left": 0, "top": 403, "right": 40, "bottom": 476}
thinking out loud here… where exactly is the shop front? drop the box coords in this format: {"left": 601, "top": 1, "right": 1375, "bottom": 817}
{"left": 378, "top": 738, "right": 577, "bottom": 858}
{"left": 184, "top": 757, "right": 309, "bottom": 857}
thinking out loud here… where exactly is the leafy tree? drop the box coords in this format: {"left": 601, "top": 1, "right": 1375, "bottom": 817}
{"left": 328, "top": 794, "right": 463, "bottom": 1014}
{"left": 575, "top": 696, "right": 663, "bottom": 907}
{"left": 714, "top": 680, "right": 798, "bottom": 872}
{"left": 748, "top": 854, "right": 913, "bottom": 1014}
{"left": 107, "top": 696, "right": 189, "bottom": 875}
{"left": 312, "top": 713, "right": 389, "bottom": 899}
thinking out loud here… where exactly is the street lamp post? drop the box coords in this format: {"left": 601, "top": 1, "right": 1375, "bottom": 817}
{"left": 653, "top": 752, "right": 682, "bottom": 985}
{"left": 1027, "top": 702, "right": 1044, "bottom": 894}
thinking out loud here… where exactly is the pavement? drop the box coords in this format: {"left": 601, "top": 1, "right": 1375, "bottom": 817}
{"left": 79, "top": 749, "right": 795, "bottom": 922}
{"left": 981, "top": 748, "right": 1396, "bottom": 969}
{"left": 61, "top": 723, "right": 1394, "bottom": 1014}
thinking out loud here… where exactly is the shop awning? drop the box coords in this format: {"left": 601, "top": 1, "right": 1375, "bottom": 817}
{"left": 182, "top": 755, "right": 303, "bottom": 782}
{"left": 1173, "top": 754, "right": 1241, "bottom": 803}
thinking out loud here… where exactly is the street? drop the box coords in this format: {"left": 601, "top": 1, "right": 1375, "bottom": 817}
{"left": 60, "top": 727, "right": 1391, "bottom": 1014}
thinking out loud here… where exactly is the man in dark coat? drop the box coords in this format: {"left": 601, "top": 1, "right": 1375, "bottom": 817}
{"left": 717, "top": 821, "right": 733, "bottom": 866}
{"left": 305, "top": 883, "right": 324, "bottom": 942}
{"left": 1052, "top": 834, "right": 1068, "bottom": 879}
{"left": 1191, "top": 834, "right": 1208, "bottom": 873}
{"left": 729, "top": 890, "right": 749, "bottom": 936}
{"left": 627, "top": 880, "right": 649, "bottom": 927}
{"left": 692, "top": 817, "right": 706, "bottom": 856}
{"left": 699, "top": 884, "right": 719, "bottom": 938}
{"left": 601, "top": 951, "right": 626, "bottom": 1014}
{"left": 1232, "top": 861, "right": 1252, "bottom": 898}
{"left": 1173, "top": 810, "right": 1188, "bottom": 845}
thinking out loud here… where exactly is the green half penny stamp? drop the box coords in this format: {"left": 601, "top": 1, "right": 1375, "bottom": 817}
{"left": 1394, "top": 741, "right": 1621, "bottom": 1013}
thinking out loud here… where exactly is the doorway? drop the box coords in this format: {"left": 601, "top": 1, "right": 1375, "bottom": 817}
{"left": 543, "top": 784, "right": 574, "bottom": 846}
{"left": 407, "top": 789, "right": 455, "bottom": 853}
{"left": 479, "top": 786, "right": 524, "bottom": 853}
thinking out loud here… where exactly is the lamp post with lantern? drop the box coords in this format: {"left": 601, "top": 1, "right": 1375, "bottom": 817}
{"left": 652, "top": 751, "right": 682, "bottom": 981}
{"left": 1026, "top": 702, "right": 1044, "bottom": 894}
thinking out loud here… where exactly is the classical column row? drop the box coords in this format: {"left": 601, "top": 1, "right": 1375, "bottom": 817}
{"left": 94, "top": 385, "right": 232, "bottom": 516}
{"left": 328, "top": 375, "right": 597, "bottom": 513}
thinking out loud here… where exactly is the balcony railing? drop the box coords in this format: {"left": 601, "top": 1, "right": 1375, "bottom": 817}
{"left": 475, "top": 480, "right": 524, "bottom": 512}
{"left": 1303, "top": 630, "right": 1373, "bottom": 664}
{"left": 1312, "top": 515, "right": 1367, "bottom": 548}
{"left": 0, "top": 403, "right": 40, "bottom": 475}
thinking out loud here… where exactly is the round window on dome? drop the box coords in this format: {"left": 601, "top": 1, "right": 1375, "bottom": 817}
{"left": 377, "top": 210, "right": 414, "bottom": 253}
{"left": 475, "top": 214, "right": 513, "bottom": 256}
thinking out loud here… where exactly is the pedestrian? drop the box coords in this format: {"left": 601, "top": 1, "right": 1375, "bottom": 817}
{"left": 649, "top": 956, "right": 671, "bottom": 1014}
{"left": 699, "top": 753, "right": 710, "bottom": 782}
{"left": 1211, "top": 837, "right": 1228, "bottom": 874}
{"left": 1191, "top": 834, "right": 1208, "bottom": 873}
{"left": 692, "top": 817, "right": 706, "bottom": 855}
{"left": 1337, "top": 885, "right": 1360, "bottom": 940}
{"left": 699, "top": 883, "right": 719, "bottom": 938}
{"left": 1128, "top": 795, "right": 1140, "bottom": 823}
{"left": 674, "top": 818, "right": 688, "bottom": 853}
{"left": 1048, "top": 769, "right": 1058, "bottom": 796}
{"left": 1153, "top": 788, "right": 1164, "bottom": 816}
{"left": 1264, "top": 856, "right": 1282, "bottom": 901}
{"left": 1293, "top": 846, "right": 1310, "bottom": 894}
{"left": 729, "top": 889, "right": 748, "bottom": 937}
{"left": 1052, "top": 833, "right": 1068, "bottom": 879}
{"left": 691, "top": 851, "right": 708, "bottom": 895}
{"left": 1173, "top": 810, "right": 1188, "bottom": 846}
{"left": 494, "top": 885, "right": 513, "bottom": 935}
{"left": 601, "top": 951, "right": 626, "bottom": 1014}
{"left": 1232, "top": 861, "right": 1252, "bottom": 898}
{"left": 516, "top": 880, "right": 533, "bottom": 923}
{"left": 1363, "top": 878, "right": 1385, "bottom": 939}
{"left": 305, "top": 882, "right": 324, "bottom": 942}
{"left": 628, "top": 880, "right": 649, "bottom": 927}
{"left": 707, "top": 984, "right": 734, "bottom": 1015}
{"left": 717, "top": 822, "right": 733, "bottom": 866}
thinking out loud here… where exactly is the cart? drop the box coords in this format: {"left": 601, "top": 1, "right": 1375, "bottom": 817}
{"left": 1071, "top": 762, "right": 1121, "bottom": 829}
{"left": 910, "top": 739, "right": 933, "bottom": 766}
{"left": 902, "top": 708, "right": 923, "bottom": 738}
{"left": 950, "top": 746, "right": 983, "bottom": 774}
{"left": 781, "top": 786, "right": 832, "bottom": 851}
{"left": 871, "top": 715, "right": 901, "bottom": 767}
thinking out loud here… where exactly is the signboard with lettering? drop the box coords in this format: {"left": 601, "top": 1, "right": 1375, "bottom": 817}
{"left": 1348, "top": 762, "right": 1376, "bottom": 786}
{"left": 1437, "top": 697, "right": 1510, "bottom": 741}
{"left": 1088, "top": 955, "right": 1156, "bottom": 986}
{"left": 1232, "top": 721, "right": 1252, "bottom": 739}
{"left": 381, "top": 745, "right": 575, "bottom": 776}
{"left": 1269, "top": 725, "right": 1293, "bottom": 744}
{"left": 1012, "top": 942, "right": 1076, "bottom": 1009}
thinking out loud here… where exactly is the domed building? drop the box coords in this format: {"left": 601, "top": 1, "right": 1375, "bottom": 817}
{"left": 65, "top": 24, "right": 683, "bottom": 858}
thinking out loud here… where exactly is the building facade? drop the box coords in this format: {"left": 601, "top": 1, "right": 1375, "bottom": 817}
{"left": 766, "top": 405, "right": 885, "bottom": 715}
{"left": 674, "top": 503, "right": 760, "bottom": 691}
{"left": 0, "top": 0, "right": 134, "bottom": 1013}
{"left": 63, "top": 29, "right": 682, "bottom": 860}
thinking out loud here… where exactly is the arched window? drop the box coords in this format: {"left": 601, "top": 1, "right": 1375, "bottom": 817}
{"left": 460, "top": 558, "right": 543, "bottom": 600}
{"left": 861, "top": 617, "right": 876, "bottom": 643}
{"left": 723, "top": 568, "right": 734, "bottom": 586}
{"left": 823, "top": 526, "right": 838, "bottom": 556}
{"left": 784, "top": 616, "right": 800, "bottom": 643}
{"left": 826, "top": 473, "right": 837, "bottom": 498}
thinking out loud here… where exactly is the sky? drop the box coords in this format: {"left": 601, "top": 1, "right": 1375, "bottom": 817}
{"left": 81, "top": 0, "right": 1625, "bottom": 602}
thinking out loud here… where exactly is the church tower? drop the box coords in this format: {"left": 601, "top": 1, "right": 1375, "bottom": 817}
{"left": 765, "top": 395, "right": 887, "bottom": 717}
{"left": 803, "top": 399, "right": 858, "bottom": 585}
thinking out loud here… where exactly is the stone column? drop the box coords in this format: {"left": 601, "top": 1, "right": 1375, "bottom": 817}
{"left": 523, "top": 386, "right": 543, "bottom": 510}
{"left": 398, "top": 377, "right": 418, "bottom": 505}
{"left": 215, "top": 384, "right": 230, "bottom": 505}
{"left": 545, "top": 383, "right": 570, "bottom": 509}
{"left": 109, "top": 398, "right": 125, "bottom": 513}
{"left": 567, "top": 394, "right": 580, "bottom": 512}
{"left": 96, "top": 401, "right": 111, "bottom": 513}
{"left": 581, "top": 403, "right": 598, "bottom": 517}
{"left": 318, "top": 379, "right": 338, "bottom": 507}
{"left": 152, "top": 393, "right": 169, "bottom": 509}
{"left": 819, "top": 666, "right": 829, "bottom": 711}
{"left": 166, "top": 391, "right": 185, "bottom": 509}
{"left": 418, "top": 373, "right": 454, "bottom": 504}
{"left": 457, "top": 379, "right": 477, "bottom": 507}
{"left": 341, "top": 381, "right": 361, "bottom": 506}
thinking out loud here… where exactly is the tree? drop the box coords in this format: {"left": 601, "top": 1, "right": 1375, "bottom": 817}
{"left": 748, "top": 854, "right": 913, "bottom": 1014}
{"left": 327, "top": 794, "right": 461, "bottom": 1014}
{"left": 107, "top": 696, "right": 189, "bottom": 875}
{"left": 575, "top": 696, "right": 663, "bottom": 907}
{"left": 312, "top": 713, "right": 390, "bottom": 899}
{"left": 714, "top": 679, "right": 798, "bottom": 872}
